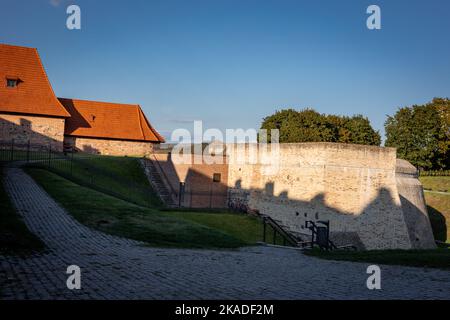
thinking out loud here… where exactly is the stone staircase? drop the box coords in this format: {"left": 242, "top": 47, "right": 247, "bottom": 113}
{"left": 140, "top": 158, "right": 177, "bottom": 208}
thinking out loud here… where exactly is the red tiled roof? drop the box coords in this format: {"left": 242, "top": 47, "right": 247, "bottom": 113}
{"left": 0, "top": 44, "right": 70, "bottom": 118}
{"left": 60, "top": 98, "right": 165, "bottom": 143}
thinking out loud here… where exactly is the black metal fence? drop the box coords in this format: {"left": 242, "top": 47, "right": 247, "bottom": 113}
{"left": 142, "top": 157, "right": 229, "bottom": 209}
{"left": 419, "top": 169, "right": 450, "bottom": 177}
{"left": 1, "top": 140, "right": 232, "bottom": 210}
{"left": 0, "top": 140, "right": 65, "bottom": 163}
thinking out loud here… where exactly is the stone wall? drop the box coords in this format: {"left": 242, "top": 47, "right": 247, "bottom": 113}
{"left": 395, "top": 159, "right": 436, "bottom": 249}
{"left": 150, "top": 142, "right": 435, "bottom": 249}
{"left": 64, "top": 136, "right": 155, "bottom": 157}
{"left": 226, "top": 143, "right": 435, "bottom": 250}
{"left": 0, "top": 113, "right": 65, "bottom": 151}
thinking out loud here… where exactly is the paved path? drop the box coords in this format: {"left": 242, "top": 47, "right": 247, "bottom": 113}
{"left": 1, "top": 168, "right": 450, "bottom": 300}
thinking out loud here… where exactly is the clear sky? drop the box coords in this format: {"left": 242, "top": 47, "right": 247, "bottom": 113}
{"left": 1, "top": 0, "right": 449, "bottom": 143}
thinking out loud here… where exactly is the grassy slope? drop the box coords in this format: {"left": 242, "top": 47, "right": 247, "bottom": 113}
{"left": 168, "top": 212, "right": 263, "bottom": 244}
{"left": 74, "top": 155, "right": 151, "bottom": 186}
{"left": 305, "top": 248, "right": 450, "bottom": 270}
{"left": 0, "top": 167, "right": 45, "bottom": 255}
{"left": 26, "top": 168, "right": 262, "bottom": 249}
{"left": 425, "top": 193, "right": 449, "bottom": 242}
{"left": 36, "top": 155, "right": 161, "bottom": 208}
{"left": 420, "top": 176, "right": 450, "bottom": 242}
{"left": 420, "top": 176, "right": 450, "bottom": 192}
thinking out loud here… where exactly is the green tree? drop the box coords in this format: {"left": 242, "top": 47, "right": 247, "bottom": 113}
{"left": 260, "top": 108, "right": 380, "bottom": 146}
{"left": 327, "top": 114, "right": 381, "bottom": 146}
{"left": 385, "top": 98, "right": 450, "bottom": 170}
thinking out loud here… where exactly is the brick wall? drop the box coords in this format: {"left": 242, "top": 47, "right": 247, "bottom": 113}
{"left": 64, "top": 136, "right": 155, "bottom": 156}
{"left": 0, "top": 113, "right": 65, "bottom": 151}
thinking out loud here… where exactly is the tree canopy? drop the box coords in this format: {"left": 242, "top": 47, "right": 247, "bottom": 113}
{"left": 385, "top": 98, "right": 450, "bottom": 170}
{"left": 260, "top": 108, "right": 381, "bottom": 146}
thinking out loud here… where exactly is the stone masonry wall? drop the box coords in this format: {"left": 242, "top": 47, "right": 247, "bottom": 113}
{"left": 0, "top": 113, "right": 65, "bottom": 151}
{"left": 226, "top": 143, "right": 435, "bottom": 250}
{"left": 64, "top": 136, "right": 155, "bottom": 157}
{"left": 395, "top": 159, "right": 436, "bottom": 249}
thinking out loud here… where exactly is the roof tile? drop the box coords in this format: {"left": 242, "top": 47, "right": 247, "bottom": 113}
{"left": 60, "top": 98, "right": 165, "bottom": 143}
{"left": 0, "top": 44, "right": 70, "bottom": 117}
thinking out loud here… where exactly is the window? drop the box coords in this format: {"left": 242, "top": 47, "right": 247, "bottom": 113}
{"left": 7, "top": 79, "right": 18, "bottom": 88}
{"left": 213, "top": 173, "right": 221, "bottom": 183}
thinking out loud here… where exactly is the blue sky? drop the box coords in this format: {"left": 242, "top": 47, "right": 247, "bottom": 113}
{"left": 1, "top": 0, "right": 449, "bottom": 143}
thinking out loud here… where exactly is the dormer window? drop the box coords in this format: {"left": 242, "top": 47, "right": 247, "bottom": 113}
{"left": 6, "top": 78, "right": 19, "bottom": 88}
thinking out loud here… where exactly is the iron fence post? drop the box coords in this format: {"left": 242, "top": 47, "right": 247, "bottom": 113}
{"left": 178, "top": 182, "right": 185, "bottom": 207}
{"left": 70, "top": 150, "right": 74, "bottom": 176}
{"left": 26, "top": 140, "right": 30, "bottom": 163}
{"left": 48, "top": 145, "right": 51, "bottom": 167}
{"left": 209, "top": 185, "right": 213, "bottom": 208}
{"left": 262, "top": 219, "right": 266, "bottom": 242}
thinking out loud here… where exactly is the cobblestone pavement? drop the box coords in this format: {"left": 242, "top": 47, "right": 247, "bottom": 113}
{"left": 1, "top": 167, "right": 449, "bottom": 300}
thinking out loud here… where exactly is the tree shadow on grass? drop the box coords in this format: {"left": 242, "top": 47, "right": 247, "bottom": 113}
{"left": 427, "top": 205, "right": 447, "bottom": 242}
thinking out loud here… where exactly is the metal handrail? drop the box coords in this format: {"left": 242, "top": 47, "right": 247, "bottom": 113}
{"left": 262, "top": 216, "right": 299, "bottom": 247}
{"left": 305, "top": 220, "right": 337, "bottom": 250}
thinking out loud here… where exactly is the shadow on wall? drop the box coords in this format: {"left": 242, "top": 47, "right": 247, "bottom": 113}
{"left": 231, "top": 179, "right": 440, "bottom": 249}
{"left": 0, "top": 116, "right": 61, "bottom": 150}
{"left": 80, "top": 144, "right": 100, "bottom": 154}
{"left": 148, "top": 153, "right": 228, "bottom": 208}
{"left": 151, "top": 152, "right": 441, "bottom": 249}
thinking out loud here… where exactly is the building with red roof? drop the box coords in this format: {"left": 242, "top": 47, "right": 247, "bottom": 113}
{"left": 0, "top": 43, "right": 164, "bottom": 155}
{"left": 60, "top": 98, "right": 164, "bottom": 155}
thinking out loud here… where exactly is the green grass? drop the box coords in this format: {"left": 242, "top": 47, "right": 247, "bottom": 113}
{"left": 0, "top": 167, "right": 45, "bottom": 255}
{"left": 419, "top": 176, "right": 449, "bottom": 243}
{"left": 0, "top": 149, "right": 161, "bottom": 207}
{"left": 73, "top": 155, "right": 151, "bottom": 186}
{"left": 305, "top": 248, "right": 450, "bottom": 270}
{"left": 420, "top": 176, "right": 450, "bottom": 192}
{"left": 168, "top": 212, "right": 263, "bottom": 245}
{"left": 425, "top": 193, "right": 449, "bottom": 242}
{"left": 26, "top": 168, "right": 262, "bottom": 249}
